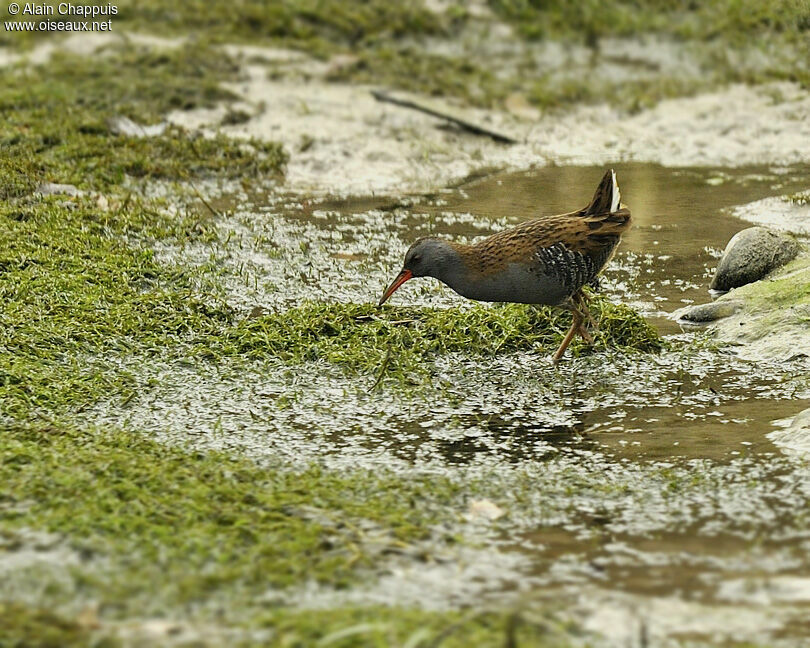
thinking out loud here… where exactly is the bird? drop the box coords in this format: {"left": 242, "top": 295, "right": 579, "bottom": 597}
{"left": 378, "top": 169, "right": 631, "bottom": 364}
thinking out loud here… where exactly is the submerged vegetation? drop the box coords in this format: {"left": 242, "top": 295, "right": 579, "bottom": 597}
{"left": 0, "top": 195, "right": 221, "bottom": 420}
{"left": 0, "top": 602, "right": 111, "bottom": 648}
{"left": 0, "top": 598, "right": 579, "bottom": 648}
{"left": 0, "top": 425, "right": 460, "bottom": 609}
{"left": 0, "top": 190, "right": 662, "bottom": 422}
{"left": 1, "top": 420, "right": 606, "bottom": 646}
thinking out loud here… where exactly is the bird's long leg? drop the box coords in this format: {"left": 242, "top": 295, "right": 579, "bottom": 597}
{"left": 552, "top": 310, "right": 584, "bottom": 365}
{"left": 575, "top": 291, "right": 599, "bottom": 332}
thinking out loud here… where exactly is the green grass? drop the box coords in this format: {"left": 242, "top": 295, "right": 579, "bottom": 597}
{"left": 528, "top": 74, "right": 708, "bottom": 114}
{"left": 2, "top": 418, "right": 613, "bottom": 647}
{"left": 0, "top": 425, "right": 463, "bottom": 609}
{"left": 0, "top": 602, "right": 117, "bottom": 648}
{"left": 0, "top": 195, "right": 227, "bottom": 420}
{"left": 117, "top": 0, "right": 449, "bottom": 52}
{"left": 0, "top": 41, "right": 287, "bottom": 420}
{"left": 3, "top": 0, "right": 809, "bottom": 114}
{"left": 0, "top": 0, "right": 450, "bottom": 52}
{"left": 0, "top": 601, "right": 579, "bottom": 647}
{"left": 0, "top": 43, "right": 287, "bottom": 196}
{"left": 488, "top": 0, "right": 810, "bottom": 43}
{"left": 249, "top": 607, "right": 578, "bottom": 647}
{"left": 113, "top": 0, "right": 810, "bottom": 109}
{"left": 210, "top": 299, "right": 664, "bottom": 380}
{"left": 326, "top": 46, "right": 503, "bottom": 105}
{"left": 785, "top": 190, "right": 810, "bottom": 205}
{"left": 490, "top": 0, "right": 810, "bottom": 108}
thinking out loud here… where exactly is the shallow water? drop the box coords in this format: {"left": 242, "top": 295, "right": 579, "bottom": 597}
{"left": 92, "top": 163, "right": 810, "bottom": 645}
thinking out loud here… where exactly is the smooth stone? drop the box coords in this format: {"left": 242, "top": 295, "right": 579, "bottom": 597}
{"left": 676, "top": 300, "right": 744, "bottom": 323}
{"left": 710, "top": 226, "right": 801, "bottom": 291}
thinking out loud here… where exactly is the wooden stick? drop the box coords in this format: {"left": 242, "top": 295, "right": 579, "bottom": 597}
{"left": 371, "top": 90, "right": 518, "bottom": 144}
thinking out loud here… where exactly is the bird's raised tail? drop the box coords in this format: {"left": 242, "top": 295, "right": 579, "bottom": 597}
{"left": 578, "top": 169, "right": 632, "bottom": 248}
{"left": 584, "top": 169, "right": 621, "bottom": 216}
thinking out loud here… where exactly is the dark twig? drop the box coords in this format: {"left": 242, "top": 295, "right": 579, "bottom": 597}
{"left": 372, "top": 90, "right": 518, "bottom": 144}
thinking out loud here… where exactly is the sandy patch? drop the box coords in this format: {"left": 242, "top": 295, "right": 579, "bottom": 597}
{"left": 170, "top": 55, "right": 810, "bottom": 194}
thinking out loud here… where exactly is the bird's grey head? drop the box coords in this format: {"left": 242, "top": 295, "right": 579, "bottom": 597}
{"left": 402, "top": 237, "right": 455, "bottom": 278}
{"left": 378, "top": 237, "right": 459, "bottom": 306}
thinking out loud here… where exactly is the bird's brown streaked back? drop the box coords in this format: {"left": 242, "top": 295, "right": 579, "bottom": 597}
{"left": 449, "top": 174, "right": 631, "bottom": 278}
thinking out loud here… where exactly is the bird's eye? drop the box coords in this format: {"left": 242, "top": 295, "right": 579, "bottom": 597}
{"left": 411, "top": 254, "right": 421, "bottom": 263}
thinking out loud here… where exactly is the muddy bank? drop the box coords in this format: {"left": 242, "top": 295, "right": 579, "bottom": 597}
{"left": 174, "top": 56, "right": 810, "bottom": 194}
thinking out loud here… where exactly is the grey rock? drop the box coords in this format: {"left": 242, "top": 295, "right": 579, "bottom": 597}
{"left": 710, "top": 227, "right": 801, "bottom": 291}
{"left": 676, "top": 300, "right": 744, "bottom": 323}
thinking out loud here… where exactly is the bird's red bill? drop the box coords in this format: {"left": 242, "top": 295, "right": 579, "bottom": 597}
{"left": 379, "top": 269, "right": 413, "bottom": 305}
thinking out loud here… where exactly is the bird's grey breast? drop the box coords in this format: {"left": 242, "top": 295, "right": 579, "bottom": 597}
{"left": 441, "top": 260, "right": 571, "bottom": 305}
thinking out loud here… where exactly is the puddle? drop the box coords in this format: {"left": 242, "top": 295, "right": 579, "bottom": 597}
{"left": 81, "top": 162, "right": 810, "bottom": 645}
